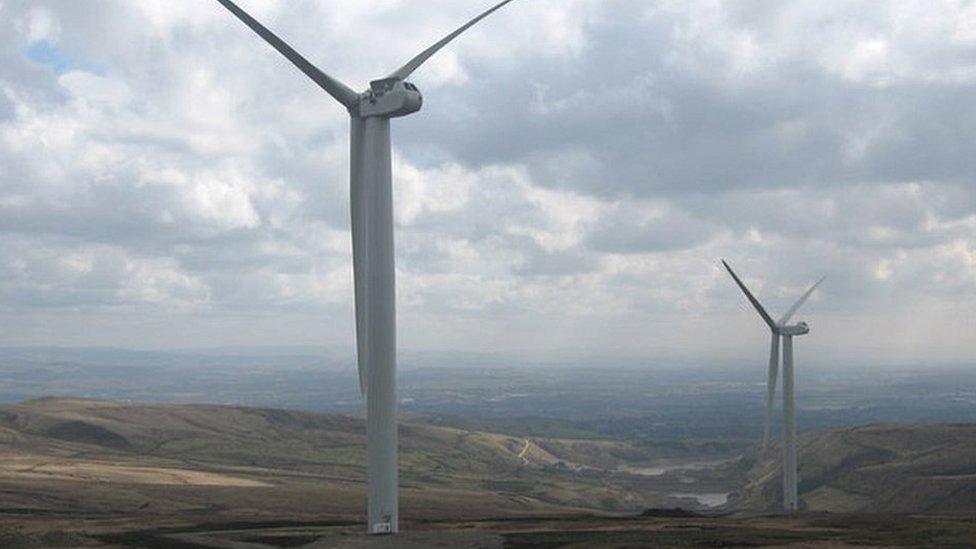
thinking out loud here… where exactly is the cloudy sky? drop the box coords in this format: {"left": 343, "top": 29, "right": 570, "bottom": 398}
{"left": 0, "top": 0, "right": 973, "bottom": 365}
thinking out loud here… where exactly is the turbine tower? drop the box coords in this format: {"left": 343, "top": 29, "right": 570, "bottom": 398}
{"left": 722, "top": 260, "right": 823, "bottom": 511}
{"left": 214, "top": 0, "right": 518, "bottom": 534}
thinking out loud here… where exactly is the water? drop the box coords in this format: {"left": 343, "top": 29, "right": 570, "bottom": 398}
{"left": 619, "top": 459, "right": 731, "bottom": 477}
{"left": 669, "top": 492, "right": 729, "bottom": 508}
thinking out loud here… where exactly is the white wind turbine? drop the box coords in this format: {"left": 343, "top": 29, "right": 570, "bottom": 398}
{"left": 722, "top": 260, "right": 823, "bottom": 511}
{"left": 214, "top": 0, "right": 518, "bottom": 534}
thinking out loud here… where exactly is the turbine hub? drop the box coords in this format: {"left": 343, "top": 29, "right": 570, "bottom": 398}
{"left": 358, "top": 78, "right": 423, "bottom": 118}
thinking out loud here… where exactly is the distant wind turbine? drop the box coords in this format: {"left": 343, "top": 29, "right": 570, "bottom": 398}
{"left": 214, "top": 0, "right": 518, "bottom": 534}
{"left": 722, "top": 260, "right": 823, "bottom": 511}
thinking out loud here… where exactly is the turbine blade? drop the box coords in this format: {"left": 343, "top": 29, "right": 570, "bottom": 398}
{"left": 722, "top": 260, "right": 777, "bottom": 331}
{"left": 387, "top": 0, "right": 517, "bottom": 80}
{"left": 214, "top": 0, "right": 360, "bottom": 108}
{"left": 763, "top": 334, "right": 780, "bottom": 450}
{"left": 778, "top": 276, "right": 825, "bottom": 326}
{"left": 350, "top": 118, "right": 369, "bottom": 396}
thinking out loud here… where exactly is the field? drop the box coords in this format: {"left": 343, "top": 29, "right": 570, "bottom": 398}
{"left": 7, "top": 510, "right": 976, "bottom": 547}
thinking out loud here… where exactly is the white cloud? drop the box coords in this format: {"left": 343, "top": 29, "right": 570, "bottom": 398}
{"left": 20, "top": 6, "right": 60, "bottom": 44}
{"left": 0, "top": 0, "right": 972, "bottom": 362}
{"left": 395, "top": 161, "right": 474, "bottom": 225}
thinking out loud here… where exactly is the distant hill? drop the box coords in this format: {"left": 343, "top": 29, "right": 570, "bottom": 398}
{"left": 730, "top": 423, "right": 976, "bottom": 513}
{"left": 0, "top": 398, "right": 707, "bottom": 525}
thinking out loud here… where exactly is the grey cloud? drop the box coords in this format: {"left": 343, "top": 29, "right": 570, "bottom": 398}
{"left": 585, "top": 202, "right": 716, "bottom": 254}
{"left": 399, "top": 1, "right": 976, "bottom": 201}
{"left": 513, "top": 241, "right": 600, "bottom": 277}
{"left": 682, "top": 182, "right": 975, "bottom": 250}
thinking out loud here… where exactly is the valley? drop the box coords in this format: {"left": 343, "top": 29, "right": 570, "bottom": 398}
{"left": 1, "top": 351, "right": 976, "bottom": 546}
{"left": 1, "top": 397, "right": 976, "bottom": 546}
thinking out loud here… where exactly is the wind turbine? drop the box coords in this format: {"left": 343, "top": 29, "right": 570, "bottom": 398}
{"left": 214, "top": 0, "right": 518, "bottom": 534}
{"left": 722, "top": 260, "right": 823, "bottom": 511}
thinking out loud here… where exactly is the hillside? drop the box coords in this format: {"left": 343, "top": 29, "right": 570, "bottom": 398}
{"left": 730, "top": 423, "right": 976, "bottom": 513}
{"left": 0, "top": 398, "right": 730, "bottom": 526}
{"left": 2, "top": 400, "right": 976, "bottom": 546}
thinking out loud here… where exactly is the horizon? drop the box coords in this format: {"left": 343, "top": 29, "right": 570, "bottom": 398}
{"left": 0, "top": 343, "right": 971, "bottom": 373}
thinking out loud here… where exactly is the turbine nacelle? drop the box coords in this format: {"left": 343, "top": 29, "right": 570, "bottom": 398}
{"left": 778, "top": 322, "right": 810, "bottom": 336}
{"left": 358, "top": 78, "right": 423, "bottom": 118}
